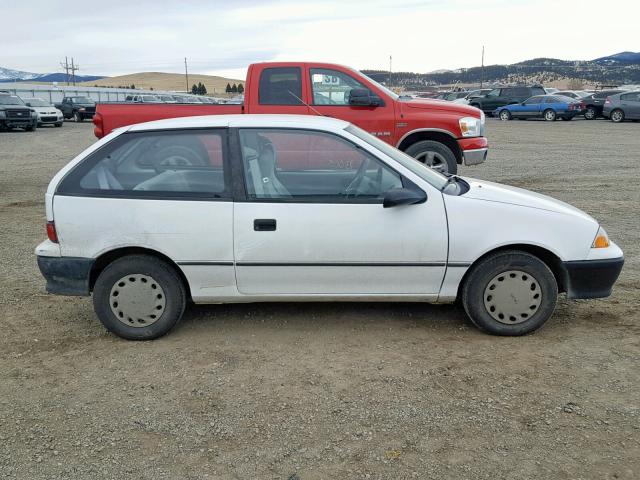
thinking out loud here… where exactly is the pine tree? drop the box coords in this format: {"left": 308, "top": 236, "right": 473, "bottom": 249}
{"left": 225, "top": 83, "right": 232, "bottom": 93}
{"left": 191, "top": 84, "right": 198, "bottom": 95}
{"left": 130, "top": 84, "right": 135, "bottom": 89}
{"left": 231, "top": 83, "right": 238, "bottom": 93}
{"left": 237, "top": 83, "right": 244, "bottom": 94}
{"left": 200, "top": 83, "right": 207, "bottom": 95}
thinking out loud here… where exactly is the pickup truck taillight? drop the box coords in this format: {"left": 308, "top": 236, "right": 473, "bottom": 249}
{"left": 46, "top": 221, "right": 58, "bottom": 243}
{"left": 93, "top": 112, "right": 103, "bottom": 138}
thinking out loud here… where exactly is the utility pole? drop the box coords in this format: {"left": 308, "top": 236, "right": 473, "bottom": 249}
{"left": 480, "top": 46, "right": 485, "bottom": 88}
{"left": 388, "top": 55, "right": 392, "bottom": 86}
{"left": 60, "top": 57, "right": 70, "bottom": 85}
{"left": 70, "top": 57, "right": 79, "bottom": 86}
{"left": 184, "top": 57, "right": 189, "bottom": 93}
{"left": 61, "top": 57, "right": 80, "bottom": 86}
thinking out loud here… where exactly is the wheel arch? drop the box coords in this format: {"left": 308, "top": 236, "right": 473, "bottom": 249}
{"left": 457, "top": 243, "right": 567, "bottom": 299}
{"left": 397, "top": 129, "right": 463, "bottom": 164}
{"left": 89, "top": 246, "right": 192, "bottom": 300}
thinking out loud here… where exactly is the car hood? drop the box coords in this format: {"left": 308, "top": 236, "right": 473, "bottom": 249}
{"left": 461, "top": 177, "right": 596, "bottom": 224}
{"left": 32, "top": 106, "right": 60, "bottom": 113}
{"left": 402, "top": 98, "right": 481, "bottom": 117}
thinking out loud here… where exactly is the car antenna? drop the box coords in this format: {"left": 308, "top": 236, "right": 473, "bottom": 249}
{"left": 287, "top": 90, "right": 325, "bottom": 117}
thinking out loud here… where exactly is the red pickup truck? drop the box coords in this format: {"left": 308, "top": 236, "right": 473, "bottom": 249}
{"left": 93, "top": 62, "right": 488, "bottom": 174}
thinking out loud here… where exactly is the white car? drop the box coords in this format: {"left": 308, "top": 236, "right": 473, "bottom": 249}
{"left": 23, "top": 98, "right": 63, "bottom": 127}
{"left": 35, "top": 115, "right": 624, "bottom": 340}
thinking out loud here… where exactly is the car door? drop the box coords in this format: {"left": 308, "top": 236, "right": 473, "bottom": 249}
{"left": 620, "top": 92, "right": 640, "bottom": 118}
{"left": 514, "top": 96, "right": 541, "bottom": 118}
{"left": 232, "top": 127, "right": 448, "bottom": 296}
{"left": 308, "top": 67, "right": 397, "bottom": 146}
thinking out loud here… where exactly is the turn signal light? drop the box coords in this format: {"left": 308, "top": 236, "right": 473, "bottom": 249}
{"left": 46, "top": 221, "right": 58, "bottom": 243}
{"left": 592, "top": 227, "right": 610, "bottom": 249}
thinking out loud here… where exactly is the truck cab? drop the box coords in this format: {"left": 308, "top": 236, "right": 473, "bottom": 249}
{"left": 56, "top": 96, "right": 96, "bottom": 122}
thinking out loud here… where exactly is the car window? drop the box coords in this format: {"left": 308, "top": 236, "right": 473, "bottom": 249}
{"left": 621, "top": 92, "right": 639, "bottom": 101}
{"left": 59, "top": 130, "right": 228, "bottom": 198}
{"left": 487, "top": 88, "right": 501, "bottom": 97}
{"left": 310, "top": 68, "right": 369, "bottom": 106}
{"left": 238, "top": 129, "right": 403, "bottom": 202}
{"left": 524, "top": 96, "right": 542, "bottom": 105}
{"left": 258, "top": 67, "right": 303, "bottom": 105}
{"left": 511, "top": 87, "right": 531, "bottom": 97}
{"left": 1, "top": 95, "right": 25, "bottom": 105}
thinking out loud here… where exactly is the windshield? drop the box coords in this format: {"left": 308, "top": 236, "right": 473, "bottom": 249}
{"left": 26, "top": 99, "right": 51, "bottom": 106}
{"left": 345, "top": 124, "right": 448, "bottom": 189}
{"left": 72, "top": 96, "right": 94, "bottom": 104}
{"left": 357, "top": 70, "right": 400, "bottom": 100}
{"left": 1, "top": 95, "right": 25, "bottom": 105}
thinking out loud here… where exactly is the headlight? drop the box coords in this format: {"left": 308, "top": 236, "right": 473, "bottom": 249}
{"left": 78, "top": 107, "right": 85, "bottom": 112}
{"left": 459, "top": 116, "right": 481, "bottom": 137}
{"left": 592, "top": 226, "right": 610, "bottom": 249}
{"left": 0, "top": 111, "right": 5, "bottom": 118}
{"left": 31, "top": 110, "right": 38, "bottom": 118}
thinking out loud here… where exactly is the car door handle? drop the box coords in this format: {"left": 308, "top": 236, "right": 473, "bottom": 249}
{"left": 254, "top": 219, "right": 276, "bottom": 231}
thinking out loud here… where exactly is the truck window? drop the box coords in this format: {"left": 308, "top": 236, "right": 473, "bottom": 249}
{"left": 258, "top": 67, "right": 303, "bottom": 106}
{"left": 310, "top": 68, "right": 368, "bottom": 106}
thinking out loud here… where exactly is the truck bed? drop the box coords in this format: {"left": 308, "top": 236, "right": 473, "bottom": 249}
{"left": 93, "top": 103, "right": 244, "bottom": 138}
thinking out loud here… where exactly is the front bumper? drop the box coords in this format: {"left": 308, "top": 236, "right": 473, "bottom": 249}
{"left": 562, "top": 257, "right": 624, "bottom": 299}
{"left": 459, "top": 137, "right": 488, "bottom": 166}
{"left": 37, "top": 256, "right": 94, "bottom": 296}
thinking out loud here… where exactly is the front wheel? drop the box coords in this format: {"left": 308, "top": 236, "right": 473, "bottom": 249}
{"left": 54, "top": 122, "right": 63, "bottom": 127}
{"left": 584, "top": 106, "right": 597, "bottom": 120}
{"left": 499, "top": 109, "right": 512, "bottom": 121}
{"left": 461, "top": 251, "right": 558, "bottom": 336}
{"left": 404, "top": 140, "right": 457, "bottom": 175}
{"left": 93, "top": 255, "right": 187, "bottom": 340}
{"left": 73, "top": 111, "right": 83, "bottom": 123}
{"left": 610, "top": 109, "right": 625, "bottom": 123}
{"left": 543, "top": 109, "right": 556, "bottom": 121}
{"left": 25, "top": 124, "right": 36, "bottom": 132}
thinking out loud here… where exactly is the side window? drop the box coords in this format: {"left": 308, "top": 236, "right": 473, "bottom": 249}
{"left": 258, "top": 67, "right": 303, "bottom": 105}
{"left": 530, "top": 87, "right": 546, "bottom": 96}
{"left": 59, "top": 130, "right": 228, "bottom": 198}
{"left": 238, "top": 129, "right": 403, "bottom": 202}
{"left": 487, "top": 89, "right": 500, "bottom": 97}
{"left": 310, "top": 68, "right": 369, "bottom": 105}
{"left": 512, "top": 87, "right": 530, "bottom": 97}
{"left": 524, "top": 97, "right": 542, "bottom": 105}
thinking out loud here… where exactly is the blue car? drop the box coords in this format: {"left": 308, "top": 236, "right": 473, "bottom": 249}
{"left": 494, "top": 95, "right": 584, "bottom": 121}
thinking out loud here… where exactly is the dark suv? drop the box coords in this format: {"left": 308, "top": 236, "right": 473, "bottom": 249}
{"left": 469, "top": 86, "right": 546, "bottom": 115}
{"left": 0, "top": 93, "right": 37, "bottom": 131}
{"left": 581, "top": 90, "right": 625, "bottom": 120}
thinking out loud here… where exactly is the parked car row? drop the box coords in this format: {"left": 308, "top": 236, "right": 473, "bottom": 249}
{"left": 0, "top": 92, "right": 63, "bottom": 131}
{"left": 494, "top": 95, "right": 586, "bottom": 121}
{"left": 124, "top": 93, "right": 241, "bottom": 105}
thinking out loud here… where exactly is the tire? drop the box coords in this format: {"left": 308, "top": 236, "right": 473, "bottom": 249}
{"left": 403, "top": 140, "right": 457, "bottom": 175}
{"left": 54, "top": 122, "right": 62, "bottom": 127}
{"left": 73, "top": 111, "right": 83, "bottom": 123}
{"left": 93, "top": 254, "right": 187, "bottom": 340}
{"left": 499, "top": 109, "right": 512, "bottom": 121}
{"left": 584, "top": 106, "right": 597, "bottom": 120}
{"left": 461, "top": 250, "right": 558, "bottom": 336}
{"left": 543, "top": 109, "right": 556, "bottom": 121}
{"left": 610, "top": 109, "right": 625, "bottom": 123}
{"left": 25, "top": 124, "right": 36, "bottom": 132}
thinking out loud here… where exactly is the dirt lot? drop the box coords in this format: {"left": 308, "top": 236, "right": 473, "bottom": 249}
{"left": 1, "top": 119, "right": 638, "bottom": 480}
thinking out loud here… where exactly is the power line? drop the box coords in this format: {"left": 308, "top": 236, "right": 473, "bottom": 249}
{"left": 60, "top": 57, "right": 80, "bottom": 85}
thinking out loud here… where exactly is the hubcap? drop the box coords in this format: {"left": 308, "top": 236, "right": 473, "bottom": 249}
{"left": 612, "top": 111, "right": 623, "bottom": 121}
{"left": 109, "top": 274, "right": 166, "bottom": 327}
{"left": 416, "top": 151, "right": 448, "bottom": 173}
{"left": 585, "top": 108, "right": 595, "bottom": 119}
{"left": 500, "top": 111, "right": 510, "bottom": 121}
{"left": 545, "top": 111, "right": 554, "bottom": 120}
{"left": 483, "top": 270, "right": 542, "bottom": 325}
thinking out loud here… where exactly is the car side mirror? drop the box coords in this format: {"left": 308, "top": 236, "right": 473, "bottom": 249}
{"left": 383, "top": 187, "right": 427, "bottom": 208}
{"left": 349, "top": 88, "right": 379, "bottom": 107}
{"left": 25, "top": 102, "right": 31, "bottom": 106}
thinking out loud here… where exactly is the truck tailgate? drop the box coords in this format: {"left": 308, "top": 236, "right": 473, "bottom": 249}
{"left": 93, "top": 103, "right": 243, "bottom": 138}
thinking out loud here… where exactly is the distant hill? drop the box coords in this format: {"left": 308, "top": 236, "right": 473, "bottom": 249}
{"left": 0, "top": 66, "right": 104, "bottom": 83}
{"left": 364, "top": 51, "right": 640, "bottom": 89}
{"left": 81, "top": 72, "right": 244, "bottom": 94}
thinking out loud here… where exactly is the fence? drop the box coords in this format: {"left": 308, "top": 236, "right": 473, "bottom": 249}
{"left": 0, "top": 83, "right": 159, "bottom": 103}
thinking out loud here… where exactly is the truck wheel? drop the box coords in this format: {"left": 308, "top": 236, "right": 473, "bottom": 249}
{"left": 404, "top": 140, "right": 457, "bottom": 175}
{"left": 543, "top": 109, "right": 556, "bottom": 121}
{"left": 93, "top": 254, "right": 187, "bottom": 340}
{"left": 73, "top": 112, "right": 83, "bottom": 123}
{"left": 584, "top": 106, "right": 597, "bottom": 120}
{"left": 461, "top": 250, "right": 558, "bottom": 336}
{"left": 25, "top": 124, "right": 36, "bottom": 132}
{"left": 610, "top": 109, "right": 625, "bottom": 123}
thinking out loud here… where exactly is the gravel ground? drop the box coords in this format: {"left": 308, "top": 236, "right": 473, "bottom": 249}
{"left": 0, "top": 119, "right": 638, "bottom": 479}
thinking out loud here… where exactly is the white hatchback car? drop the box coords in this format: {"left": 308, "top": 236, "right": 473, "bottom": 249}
{"left": 36, "top": 115, "right": 624, "bottom": 340}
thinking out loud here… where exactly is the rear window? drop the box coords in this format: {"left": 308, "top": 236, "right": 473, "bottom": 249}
{"left": 58, "top": 130, "right": 229, "bottom": 199}
{"left": 259, "top": 67, "right": 303, "bottom": 105}
{"left": 530, "top": 87, "right": 546, "bottom": 96}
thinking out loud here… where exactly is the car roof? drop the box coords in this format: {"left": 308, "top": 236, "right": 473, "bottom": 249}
{"left": 127, "top": 114, "right": 351, "bottom": 132}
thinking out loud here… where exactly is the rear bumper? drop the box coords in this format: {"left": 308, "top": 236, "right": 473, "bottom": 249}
{"left": 37, "top": 256, "right": 94, "bottom": 296}
{"left": 562, "top": 257, "right": 624, "bottom": 299}
{"left": 459, "top": 137, "right": 488, "bottom": 166}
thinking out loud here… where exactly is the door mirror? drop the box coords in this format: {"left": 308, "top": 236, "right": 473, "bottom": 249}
{"left": 383, "top": 187, "right": 427, "bottom": 208}
{"left": 25, "top": 102, "right": 31, "bottom": 106}
{"left": 349, "top": 88, "right": 379, "bottom": 106}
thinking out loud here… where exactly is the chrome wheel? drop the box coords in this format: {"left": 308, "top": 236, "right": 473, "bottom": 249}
{"left": 109, "top": 274, "right": 166, "bottom": 327}
{"left": 544, "top": 109, "right": 556, "bottom": 121}
{"left": 499, "top": 110, "right": 511, "bottom": 121}
{"left": 584, "top": 107, "right": 596, "bottom": 120}
{"left": 483, "top": 270, "right": 542, "bottom": 325}
{"left": 611, "top": 110, "right": 624, "bottom": 123}
{"left": 415, "top": 150, "right": 447, "bottom": 173}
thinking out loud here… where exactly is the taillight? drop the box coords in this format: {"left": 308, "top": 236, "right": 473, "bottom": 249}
{"left": 604, "top": 97, "right": 611, "bottom": 105}
{"left": 46, "top": 221, "right": 58, "bottom": 243}
{"left": 93, "top": 112, "right": 103, "bottom": 138}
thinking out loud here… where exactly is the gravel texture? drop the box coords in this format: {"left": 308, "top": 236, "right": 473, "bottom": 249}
{"left": 0, "top": 118, "right": 638, "bottom": 479}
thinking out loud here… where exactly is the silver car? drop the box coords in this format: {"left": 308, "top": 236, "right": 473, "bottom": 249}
{"left": 602, "top": 91, "right": 640, "bottom": 122}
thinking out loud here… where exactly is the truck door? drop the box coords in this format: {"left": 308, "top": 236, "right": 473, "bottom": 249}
{"left": 248, "top": 66, "right": 310, "bottom": 115}
{"left": 307, "top": 67, "right": 396, "bottom": 145}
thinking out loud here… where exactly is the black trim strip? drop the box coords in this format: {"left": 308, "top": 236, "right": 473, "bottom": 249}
{"left": 177, "top": 261, "right": 234, "bottom": 266}
{"left": 447, "top": 262, "right": 472, "bottom": 267}
{"left": 235, "top": 261, "right": 447, "bottom": 267}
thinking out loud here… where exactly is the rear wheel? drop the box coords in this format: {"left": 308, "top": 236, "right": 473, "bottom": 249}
{"left": 610, "top": 109, "right": 625, "bottom": 123}
{"left": 93, "top": 255, "right": 187, "bottom": 340}
{"left": 404, "top": 140, "right": 457, "bottom": 175}
{"left": 461, "top": 251, "right": 558, "bottom": 336}
{"left": 499, "top": 109, "right": 512, "bottom": 121}
{"left": 543, "top": 109, "right": 556, "bottom": 121}
{"left": 73, "top": 111, "right": 83, "bottom": 123}
{"left": 584, "top": 106, "right": 597, "bottom": 120}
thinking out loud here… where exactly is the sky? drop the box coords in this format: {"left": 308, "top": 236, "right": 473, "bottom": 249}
{"left": 3, "top": 0, "right": 639, "bottom": 80}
